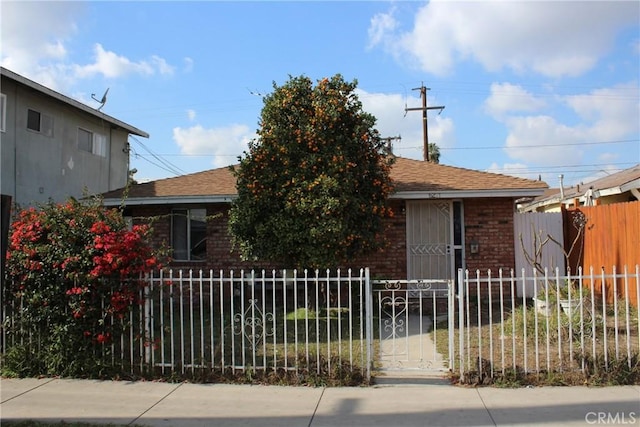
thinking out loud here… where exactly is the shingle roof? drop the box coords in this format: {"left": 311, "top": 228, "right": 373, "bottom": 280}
{"left": 390, "top": 157, "right": 547, "bottom": 192}
{"left": 525, "top": 164, "right": 640, "bottom": 207}
{"left": 102, "top": 166, "right": 238, "bottom": 199}
{"left": 102, "top": 157, "right": 547, "bottom": 203}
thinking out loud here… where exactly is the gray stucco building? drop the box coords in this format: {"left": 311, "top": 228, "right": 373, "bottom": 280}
{"left": 1, "top": 67, "right": 148, "bottom": 208}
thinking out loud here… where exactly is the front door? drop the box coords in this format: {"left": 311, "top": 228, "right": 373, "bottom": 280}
{"left": 406, "top": 200, "right": 455, "bottom": 281}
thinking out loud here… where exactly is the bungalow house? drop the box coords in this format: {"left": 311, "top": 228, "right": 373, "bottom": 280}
{"left": 519, "top": 164, "right": 640, "bottom": 213}
{"left": 102, "top": 157, "right": 548, "bottom": 282}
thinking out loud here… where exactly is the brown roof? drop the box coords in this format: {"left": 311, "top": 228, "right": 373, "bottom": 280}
{"left": 102, "top": 157, "right": 547, "bottom": 202}
{"left": 527, "top": 164, "right": 640, "bottom": 206}
{"left": 102, "top": 166, "right": 238, "bottom": 199}
{"left": 390, "top": 157, "right": 548, "bottom": 192}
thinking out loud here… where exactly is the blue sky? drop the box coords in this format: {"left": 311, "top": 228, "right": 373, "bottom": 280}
{"left": 2, "top": 1, "right": 639, "bottom": 188}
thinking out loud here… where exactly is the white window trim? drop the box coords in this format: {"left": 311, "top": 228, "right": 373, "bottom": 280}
{"left": 78, "top": 127, "right": 108, "bottom": 157}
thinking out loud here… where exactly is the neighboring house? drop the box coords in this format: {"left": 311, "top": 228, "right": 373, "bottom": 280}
{"left": 1, "top": 67, "right": 149, "bottom": 208}
{"left": 519, "top": 164, "right": 640, "bottom": 213}
{"left": 102, "top": 157, "right": 547, "bottom": 282}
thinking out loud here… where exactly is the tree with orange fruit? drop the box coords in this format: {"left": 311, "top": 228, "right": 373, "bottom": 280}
{"left": 229, "top": 74, "right": 394, "bottom": 269}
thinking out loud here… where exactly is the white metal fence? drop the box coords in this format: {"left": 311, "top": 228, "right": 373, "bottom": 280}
{"left": 139, "top": 268, "right": 371, "bottom": 378}
{"left": 2, "top": 265, "right": 639, "bottom": 383}
{"left": 454, "top": 266, "right": 640, "bottom": 382}
{"left": 371, "top": 279, "right": 453, "bottom": 373}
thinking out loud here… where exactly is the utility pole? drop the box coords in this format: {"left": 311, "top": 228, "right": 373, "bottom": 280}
{"left": 405, "top": 84, "right": 444, "bottom": 162}
{"left": 380, "top": 135, "right": 401, "bottom": 156}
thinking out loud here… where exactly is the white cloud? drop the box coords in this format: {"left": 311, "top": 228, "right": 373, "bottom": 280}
{"left": 488, "top": 82, "right": 639, "bottom": 171}
{"left": 357, "top": 89, "right": 455, "bottom": 160}
{"left": 487, "top": 162, "right": 539, "bottom": 180}
{"left": 503, "top": 115, "right": 586, "bottom": 165}
{"left": 562, "top": 82, "right": 640, "bottom": 139}
{"left": 484, "top": 83, "right": 547, "bottom": 119}
{"left": 1, "top": 3, "right": 174, "bottom": 92}
{"left": 183, "top": 57, "right": 194, "bottom": 73}
{"left": 0, "top": 2, "right": 84, "bottom": 91}
{"left": 187, "top": 110, "right": 197, "bottom": 122}
{"left": 367, "top": 11, "right": 398, "bottom": 50}
{"left": 0, "top": 1, "right": 81, "bottom": 71}
{"left": 73, "top": 44, "right": 174, "bottom": 79}
{"left": 371, "top": 1, "right": 639, "bottom": 77}
{"left": 173, "top": 124, "right": 253, "bottom": 168}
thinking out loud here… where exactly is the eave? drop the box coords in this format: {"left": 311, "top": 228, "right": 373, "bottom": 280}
{"left": 1, "top": 67, "right": 149, "bottom": 138}
{"left": 102, "top": 195, "right": 236, "bottom": 207}
{"left": 391, "top": 188, "right": 547, "bottom": 200}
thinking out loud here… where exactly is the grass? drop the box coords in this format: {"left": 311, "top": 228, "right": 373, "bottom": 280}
{"left": 5, "top": 284, "right": 638, "bottom": 387}
{"left": 434, "top": 297, "right": 640, "bottom": 386}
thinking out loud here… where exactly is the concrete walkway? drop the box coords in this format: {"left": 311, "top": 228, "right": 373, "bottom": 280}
{"left": 1, "top": 377, "right": 639, "bottom": 426}
{"left": 378, "top": 313, "right": 447, "bottom": 372}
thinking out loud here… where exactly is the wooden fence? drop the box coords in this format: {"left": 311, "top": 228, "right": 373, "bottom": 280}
{"left": 566, "top": 201, "right": 640, "bottom": 307}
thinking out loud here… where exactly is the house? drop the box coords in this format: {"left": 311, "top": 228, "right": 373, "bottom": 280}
{"left": 102, "top": 157, "right": 548, "bottom": 282}
{"left": 0, "top": 67, "right": 150, "bottom": 283}
{"left": 519, "top": 164, "right": 640, "bottom": 213}
{"left": 0, "top": 67, "right": 149, "bottom": 208}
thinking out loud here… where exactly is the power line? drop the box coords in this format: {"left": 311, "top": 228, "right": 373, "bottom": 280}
{"left": 130, "top": 149, "right": 183, "bottom": 176}
{"left": 395, "top": 138, "right": 639, "bottom": 151}
{"left": 494, "top": 162, "right": 637, "bottom": 172}
{"left": 129, "top": 136, "right": 187, "bottom": 176}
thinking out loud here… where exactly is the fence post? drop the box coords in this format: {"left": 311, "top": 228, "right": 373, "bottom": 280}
{"left": 457, "top": 268, "right": 465, "bottom": 382}
{"left": 143, "top": 276, "right": 152, "bottom": 366}
{"left": 364, "top": 267, "right": 372, "bottom": 382}
{"left": 448, "top": 278, "right": 455, "bottom": 372}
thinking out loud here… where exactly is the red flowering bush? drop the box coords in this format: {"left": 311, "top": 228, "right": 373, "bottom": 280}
{"left": 3, "top": 197, "right": 164, "bottom": 377}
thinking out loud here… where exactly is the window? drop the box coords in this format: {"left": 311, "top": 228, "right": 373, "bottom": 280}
{"left": 0, "top": 94, "right": 6, "bottom": 132}
{"left": 78, "top": 128, "right": 107, "bottom": 157}
{"left": 171, "top": 208, "right": 207, "bottom": 261}
{"left": 27, "top": 108, "right": 54, "bottom": 137}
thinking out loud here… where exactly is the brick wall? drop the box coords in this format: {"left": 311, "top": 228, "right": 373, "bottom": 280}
{"left": 124, "top": 197, "right": 517, "bottom": 279}
{"left": 129, "top": 204, "right": 276, "bottom": 271}
{"left": 350, "top": 199, "right": 407, "bottom": 278}
{"left": 463, "top": 198, "right": 517, "bottom": 273}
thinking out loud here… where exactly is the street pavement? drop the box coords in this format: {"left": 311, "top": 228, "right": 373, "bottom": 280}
{"left": 1, "top": 376, "right": 639, "bottom": 426}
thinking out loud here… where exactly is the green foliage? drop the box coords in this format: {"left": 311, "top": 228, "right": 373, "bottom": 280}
{"left": 428, "top": 142, "right": 440, "bottom": 164}
{"left": 2, "top": 197, "right": 165, "bottom": 377}
{"left": 228, "top": 74, "right": 394, "bottom": 269}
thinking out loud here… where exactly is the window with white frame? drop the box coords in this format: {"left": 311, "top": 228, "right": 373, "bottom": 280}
{"left": 78, "top": 127, "right": 107, "bottom": 157}
{"left": 0, "top": 94, "right": 6, "bottom": 132}
{"left": 26, "top": 108, "right": 54, "bottom": 137}
{"left": 171, "top": 208, "right": 207, "bottom": 261}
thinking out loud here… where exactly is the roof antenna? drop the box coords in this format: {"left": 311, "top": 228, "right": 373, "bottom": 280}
{"left": 92, "top": 88, "right": 109, "bottom": 110}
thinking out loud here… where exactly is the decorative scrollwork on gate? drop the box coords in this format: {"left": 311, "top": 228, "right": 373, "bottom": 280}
{"left": 408, "top": 279, "right": 435, "bottom": 298}
{"left": 381, "top": 281, "right": 403, "bottom": 291}
{"left": 378, "top": 293, "right": 408, "bottom": 359}
{"left": 233, "top": 299, "right": 274, "bottom": 351}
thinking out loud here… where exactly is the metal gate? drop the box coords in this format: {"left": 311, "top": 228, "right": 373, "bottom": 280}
{"left": 406, "top": 200, "right": 455, "bottom": 281}
{"left": 371, "top": 278, "right": 455, "bottom": 373}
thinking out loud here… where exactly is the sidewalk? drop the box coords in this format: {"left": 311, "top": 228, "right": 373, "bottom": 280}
{"left": 1, "top": 377, "right": 639, "bottom": 426}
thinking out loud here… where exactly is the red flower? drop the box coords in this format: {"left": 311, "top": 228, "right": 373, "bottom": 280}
{"left": 96, "top": 333, "right": 111, "bottom": 344}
